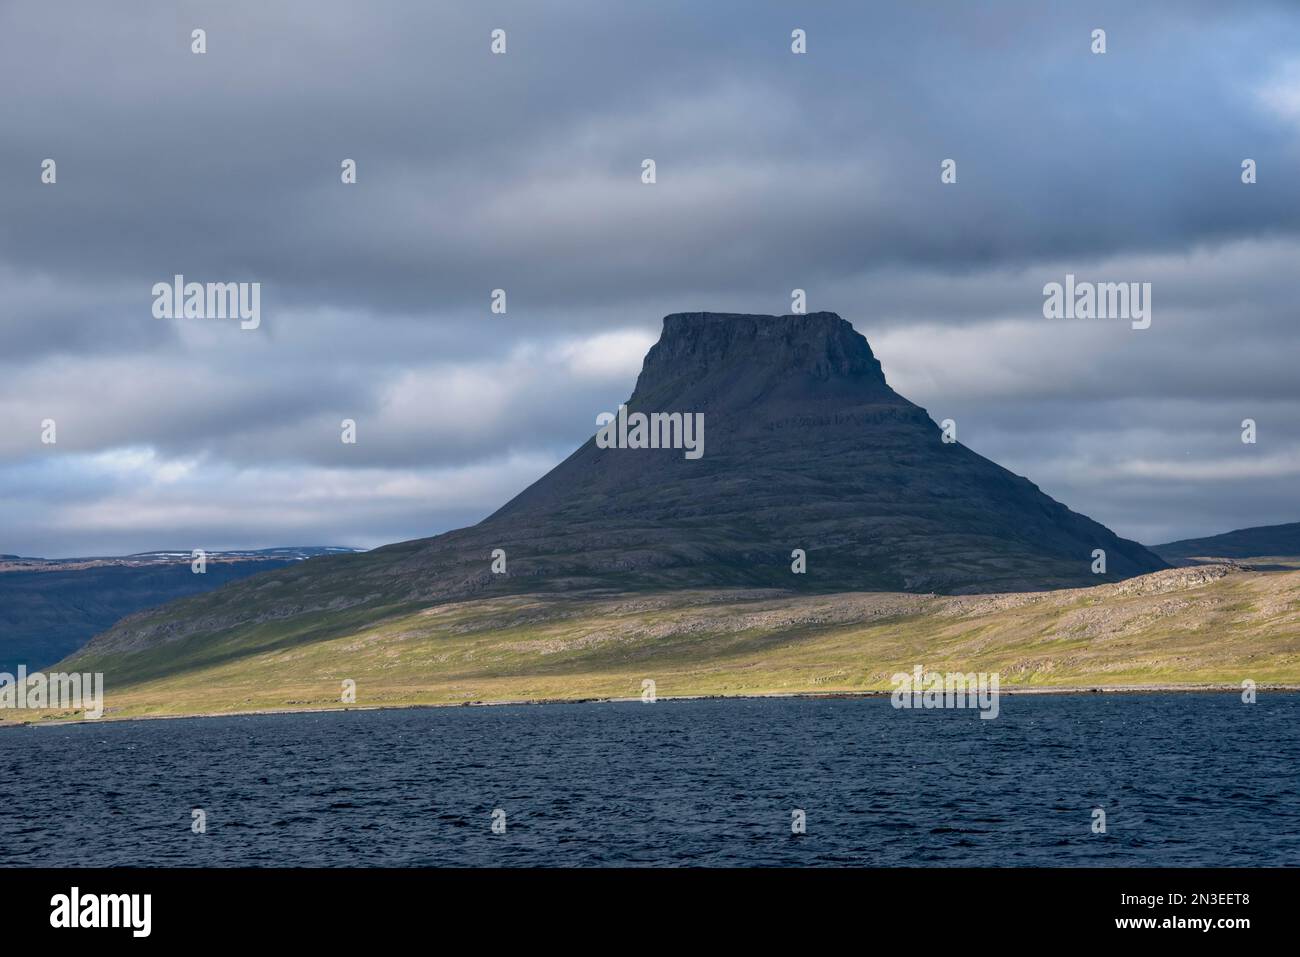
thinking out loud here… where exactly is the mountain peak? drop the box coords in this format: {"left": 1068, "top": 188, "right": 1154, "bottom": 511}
{"left": 632, "top": 311, "right": 895, "bottom": 410}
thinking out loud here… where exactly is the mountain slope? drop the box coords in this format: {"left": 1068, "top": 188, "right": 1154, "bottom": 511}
{"left": 68, "top": 312, "right": 1166, "bottom": 670}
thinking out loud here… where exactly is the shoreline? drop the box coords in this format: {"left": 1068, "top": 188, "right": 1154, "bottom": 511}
{"left": 4, "top": 682, "right": 1296, "bottom": 729}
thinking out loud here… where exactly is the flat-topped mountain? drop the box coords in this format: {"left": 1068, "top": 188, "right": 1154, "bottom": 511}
{"left": 488, "top": 312, "right": 1164, "bottom": 593}
{"left": 72, "top": 312, "right": 1165, "bottom": 663}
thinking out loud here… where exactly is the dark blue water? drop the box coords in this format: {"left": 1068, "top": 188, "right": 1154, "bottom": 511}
{"left": 2, "top": 694, "right": 1296, "bottom": 866}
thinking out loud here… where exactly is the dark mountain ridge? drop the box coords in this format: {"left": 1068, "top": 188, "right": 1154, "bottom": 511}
{"left": 0, "top": 549, "right": 360, "bottom": 672}
{"left": 1155, "top": 521, "right": 1300, "bottom": 565}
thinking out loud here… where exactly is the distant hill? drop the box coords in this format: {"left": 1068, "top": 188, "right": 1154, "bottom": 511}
{"left": 0, "top": 548, "right": 361, "bottom": 672}
{"left": 1154, "top": 522, "right": 1300, "bottom": 565}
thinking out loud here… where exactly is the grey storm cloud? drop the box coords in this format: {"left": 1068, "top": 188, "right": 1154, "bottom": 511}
{"left": 1, "top": 0, "right": 1298, "bottom": 555}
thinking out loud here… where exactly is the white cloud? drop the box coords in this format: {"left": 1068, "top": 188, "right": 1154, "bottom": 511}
{"left": 1256, "top": 59, "right": 1300, "bottom": 124}
{"left": 548, "top": 330, "right": 657, "bottom": 380}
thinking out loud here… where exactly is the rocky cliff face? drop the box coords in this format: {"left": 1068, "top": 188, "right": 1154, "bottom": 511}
{"left": 637, "top": 311, "right": 894, "bottom": 398}
{"left": 74, "top": 311, "right": 1167, "bottom": 661}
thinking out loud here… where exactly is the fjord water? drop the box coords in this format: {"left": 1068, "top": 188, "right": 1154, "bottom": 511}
{"left": 2, "top": 694, "right": 1296, "bottom": 866}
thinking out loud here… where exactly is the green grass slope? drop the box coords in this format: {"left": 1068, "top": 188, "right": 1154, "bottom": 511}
{"left": 11, "top": 563, "right": 1295, "bottom": 723}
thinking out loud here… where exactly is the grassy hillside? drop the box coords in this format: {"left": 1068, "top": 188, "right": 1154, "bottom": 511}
{"left": 8, "top": 563, "right": 1296, "bottom": 723}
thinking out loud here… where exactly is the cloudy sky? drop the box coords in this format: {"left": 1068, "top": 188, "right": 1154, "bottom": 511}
{"left": 2, "top": 0, "right": 1298, "bottom": 557}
